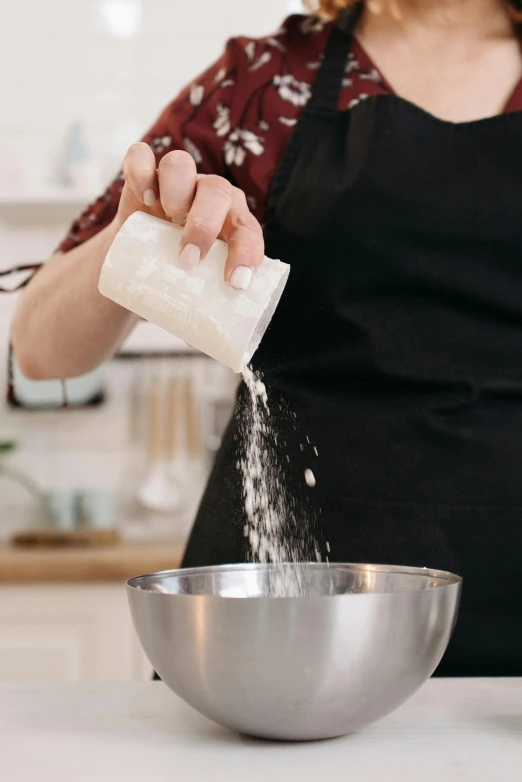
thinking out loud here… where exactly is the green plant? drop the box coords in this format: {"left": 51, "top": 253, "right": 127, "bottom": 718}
{"left": 0, "top": 440, "right": 16, "bottom": 454}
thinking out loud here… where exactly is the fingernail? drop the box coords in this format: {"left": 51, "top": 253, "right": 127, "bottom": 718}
{"left": 143, "top": 188, "right": 156, "bottom": 207}
{"left": 180, "top": 243, "right": 201, "bottom": 269}
{"left": 229, "top": 266, "right": 253, "bottom": 291}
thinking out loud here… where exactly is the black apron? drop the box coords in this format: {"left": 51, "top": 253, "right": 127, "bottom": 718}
{"left": 183, "top": 11, "right": 522, "bottom": 677}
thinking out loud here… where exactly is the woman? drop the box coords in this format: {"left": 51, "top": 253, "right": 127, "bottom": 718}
{"left": 11, "top": 0, "right": 522, "bottom": 676}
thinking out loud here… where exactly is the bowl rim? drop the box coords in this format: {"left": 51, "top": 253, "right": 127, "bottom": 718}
{"left": 127, "top": 561, "right": 462, "bottom": 595}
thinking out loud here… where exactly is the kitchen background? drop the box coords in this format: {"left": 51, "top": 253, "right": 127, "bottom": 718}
{"left": 0, "top": 0, "right": 303, "bottom": 682}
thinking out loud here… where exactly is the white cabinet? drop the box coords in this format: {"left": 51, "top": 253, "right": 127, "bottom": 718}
{"left": 0, "top": 584, "right": 152, "bottom": 682}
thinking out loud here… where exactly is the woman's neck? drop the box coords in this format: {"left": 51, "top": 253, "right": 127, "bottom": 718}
{"left": 356, "top": 0, "right": 522, "bottom": 123}
{"left": 362, "top": 0, "right": 513, "bottom": 39}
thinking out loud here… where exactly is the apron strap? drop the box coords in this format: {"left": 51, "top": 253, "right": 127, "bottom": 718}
{"left": 306, "top": 4, "right": 361, "bottom": 115}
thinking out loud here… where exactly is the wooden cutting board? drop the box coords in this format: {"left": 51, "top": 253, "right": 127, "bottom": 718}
{"left": 11, "top": 528, "right": 120, "bottom": 548}
{"left": 0, "top": 538, "right": 184, "bottom": 583}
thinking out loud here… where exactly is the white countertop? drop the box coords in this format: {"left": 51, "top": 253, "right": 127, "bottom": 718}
{"left": 1, "top": 679, "right": 521, "bottom": 781}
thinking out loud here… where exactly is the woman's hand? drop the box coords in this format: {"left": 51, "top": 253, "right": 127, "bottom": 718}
{"left": 118, "top": 143, "right": 264, "bottom": 290}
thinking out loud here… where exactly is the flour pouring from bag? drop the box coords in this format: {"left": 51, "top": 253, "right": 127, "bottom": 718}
{"left": 98, "top": 211, "right": 290, "bottom": 372}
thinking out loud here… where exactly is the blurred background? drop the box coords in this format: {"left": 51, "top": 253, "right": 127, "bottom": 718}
{"left": 0, "top": 0, "right": 303, "bottom": 682}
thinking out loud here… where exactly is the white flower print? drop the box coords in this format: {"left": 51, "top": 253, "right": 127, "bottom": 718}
{"left": 224, "top": 129, "right": 264, "bottom": 167}
{"left": 249, "top": 51, "right": 272, "bottom": 71}
{"left": 221, "top": 79, "right": 235, "bottom": 88}
{"left": 273, "top": 74, "right": 311, "bottom": 107}
{"left": 245, "top": 40, "right": 256, "bottom": 63}
{"left": 80, "top": 213, "right": 97, "bottom": 230}
{"left": 258, "top": 119, "right": 270, "bottom": 132}
{"left": 345, "top": 54, "right": 360, "bottom": 75}
{"left": 360, "top": 67, "right": 383, "bottom": 85}
{"left": 307, "top": 59, "right": 322, "bottom": 70}
{"left": 245, "top": 39, "right": 272, "bottom": 72}
{"left": 278, "top": 116, "right": 297, "bottom": 127}
{"left": 213, "top": 103, "right": 231, "bottom": 137}
{"left": 214, "top": 67, "right": 226, "bottom": 84}
{"left": 301, "top": 15, "right": 326, "bottom": 34}
{"left": 267, "top": 36, "right": 286, "bottom": 52}
{"left": 224, "top": 135, "right": 245, "bottom": 166}
{"left": 344, "top": 55, "right": 382, "bottom": 85}
{"left": 150, "top": 135, "right": 173, "bottom": 154}
{"left": 183, "top": 136, "right": 202, "bottom": 164}
{"left": 190, "top": 84, "right": 204, "bottom": 106}
{"left": 348, "top": 94, "right": 369, "bottom": 110}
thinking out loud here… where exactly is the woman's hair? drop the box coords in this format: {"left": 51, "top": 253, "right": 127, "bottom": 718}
{"left": 306, "top": 0, "right": 357, "bottom": 17}
{"left": 307, "top": 0, "right": 522, "bottom": 23}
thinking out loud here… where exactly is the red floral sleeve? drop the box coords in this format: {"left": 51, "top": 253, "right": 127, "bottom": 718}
{"left": 57, "top": 14, "right": 391, "bottom": 253}
{"left": 57, "top": 43, "right": 239, "bottom": 253}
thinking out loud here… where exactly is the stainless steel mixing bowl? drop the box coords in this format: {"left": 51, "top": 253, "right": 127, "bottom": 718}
{"left": 128, "top": 562, "right": 461, "bottom": 741}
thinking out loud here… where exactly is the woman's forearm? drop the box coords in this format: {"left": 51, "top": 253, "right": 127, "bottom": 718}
{"left": 11, "top": 220, "right": 138, "bottom": 380}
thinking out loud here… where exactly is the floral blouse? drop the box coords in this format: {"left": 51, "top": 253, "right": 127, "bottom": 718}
{"left": 58, "top": 13, "right": 522, "bottom": 253}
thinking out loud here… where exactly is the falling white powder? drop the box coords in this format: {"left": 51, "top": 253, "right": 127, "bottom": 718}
{"left": 240, "top": 365, "right": 289, "bottom": 565}
{"left": 304, "top": 469, "right": 316, "bottom": 487}
{"left": 239, "top": 365, "right": 320, "bottom": 596}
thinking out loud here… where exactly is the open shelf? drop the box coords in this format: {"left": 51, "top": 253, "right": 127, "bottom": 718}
{"left": 0, "top": 188, "right": 98, "bottom": 208}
